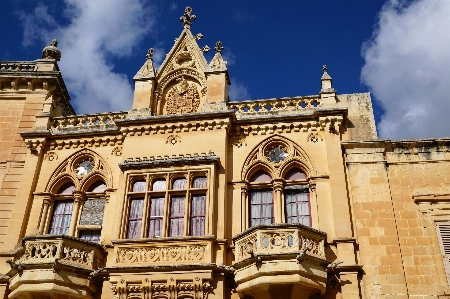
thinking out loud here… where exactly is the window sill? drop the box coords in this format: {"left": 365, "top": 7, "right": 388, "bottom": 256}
{"left": 111, "top": 235, "right": 216, "bottom": 244}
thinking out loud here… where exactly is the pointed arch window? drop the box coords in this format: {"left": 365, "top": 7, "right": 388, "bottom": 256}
{"left": 49, "top": 182, "right": 75, "bottom": 235}
{"left": 284, "top": 168, "right": 310, "bottom": 226}
{"left": 249, "top": 170, "right": 274, "bottom": 227}
{"left": 245, "top": 167, "right": 311, "bottom": 228}
{"left": 78, "top": 180, "right": 107, "bottom": 243}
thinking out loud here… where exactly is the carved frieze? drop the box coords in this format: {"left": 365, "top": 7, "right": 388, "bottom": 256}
{"left": 116, "top": 245, "right": 207, "bottom": 264}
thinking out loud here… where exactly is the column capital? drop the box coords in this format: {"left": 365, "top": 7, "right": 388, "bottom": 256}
{"left": 72, "top": 190, "right": 85, "bottom": 203}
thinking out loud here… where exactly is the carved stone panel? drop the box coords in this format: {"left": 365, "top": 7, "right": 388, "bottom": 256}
{"left": 164, "top": 76, "right": 201, "bottom": 115}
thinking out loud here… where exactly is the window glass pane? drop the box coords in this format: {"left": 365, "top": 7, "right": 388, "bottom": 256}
{"left": 284, "top": 189, "right": 310, "bottom": 226}
{"left": 169, "top": 196, "right": 185, "bottom": 237}
{"left": 152, "top": 179, "right": 167, "bottom": 191}
{"left": 57, "top": 182, "right": 75, "bottom": 194}
{"left": 80, "top": 230, "right": 101, "bottom": 243}
{"left": 49, "top": 200, "right": 73, "bottom": 234}
{"left": 172, "top": 178, "right": 186, "bottom": 190}
{"left": 284, "top": 168, "right": 307, "bottom": 180}
{"left": 192, "top": 177, "right": 207, "bottom": 188}
{"left": 249, "top": 170, "right": 271, "bottom": 182}
{"left": 249, "top": 189, "right": 273, "bottom": 227}
{"left": 190, "top": 195, "right": 206, "bottom": 236}
{"left": 88, "top": 180, "right": 107, "bottom": 192}
{"left": 148, "top": 197, "right": 164, "bottom": 238}
{"left": 127, "top": 198, "right": 144, "bottom": 239}
{"left": 79, "top": 198, "right": 106, "bottom": 225}
{"left": 132, "top": 180, "right": 146, "bottom": 192}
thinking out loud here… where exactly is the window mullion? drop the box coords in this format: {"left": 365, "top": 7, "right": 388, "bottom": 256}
{"left": 184, "top": 190, "right": 190, "bottom": 236}
{"left": 162, "top": 190, "right": 169, "bottom": 237}
{"left": 141, "top": 192, "right": 150, "bottom": 238}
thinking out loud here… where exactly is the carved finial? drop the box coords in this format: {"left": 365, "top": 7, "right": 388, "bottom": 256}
{"left": 179, "top": 6, "right": 196, "bottom": 29}
{"left": 42, "top": 39, "right": 61, "bottom": 61}
{"left": 201, "top": 45, "right": 210, "bottom": 52}
{"left": 146, "top": 48, "right": 154, "bottom": 61}
{"left": 323, "top": 65, "right": 327, "bottom": 72}
{"left": 214, "top": 41, "right": 224, "bottom": 54}
{"left": 195, "top": 33, "right": 203, "bottom": 40}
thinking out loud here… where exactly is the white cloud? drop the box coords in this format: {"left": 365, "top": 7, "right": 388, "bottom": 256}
{"left": 361, "top": 0, "right": 450, "bottom": 139}
{"left": 228, "top": 78, "right": 251, "bottom": 101}
{"left": 20, "top": 0, "right": 155, "bottom": 114}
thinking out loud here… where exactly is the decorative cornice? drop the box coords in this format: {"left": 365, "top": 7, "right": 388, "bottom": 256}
{"left": 119, "top": 151, "right": 219, "bottom": 170}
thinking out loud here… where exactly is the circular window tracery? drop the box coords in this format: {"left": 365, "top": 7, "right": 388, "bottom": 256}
{"left": 76, "top": 160, "right": 94, "bottom": 176}
{"left": 265, "top": 145, "right": 288, "bottom": 163}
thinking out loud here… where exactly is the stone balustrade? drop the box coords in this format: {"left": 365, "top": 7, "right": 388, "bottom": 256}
{"left": 50, "top": 111, "right": 128, "bottom": 133}
{"left": 15, "top": 235, "right": 106, "bottom": 271}
{"left": 0, "top": 61, "right": 36, "bottom": 72}
{"left": 229, "top": 96, "right": 321, "bottom": 117}
{"left": 233, "top": 223, "right": 326, "bottom": 262}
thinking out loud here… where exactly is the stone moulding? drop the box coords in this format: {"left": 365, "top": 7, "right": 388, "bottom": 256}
{"left": 119, "top": 152, "right": 219, "bottom": 170}
{"left": 120, "top": 118, "right": 231, "bottom": 136}
{"left": 343, "top": 138, "right": 450, "bottom": 164}
{"left": 0, "top": 60, "right": 75, "bottom": 115}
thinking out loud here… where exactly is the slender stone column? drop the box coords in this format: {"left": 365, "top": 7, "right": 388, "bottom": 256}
{"left": 241, "top": 185, "right": 248, "bottom": 230}
{"left": 39, "top": 193, "right": 53, "bottom": 234}
{"left": 272, "top": 180, "right": 284, "bottom": 223}
{"left": 69, "top": 191, "right": 85, "bottom": 236}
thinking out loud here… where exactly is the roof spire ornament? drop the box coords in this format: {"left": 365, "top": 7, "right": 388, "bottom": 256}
{"left": 320, "top": 64, "right": 335, "bottom": 93}
{"left": 42, "top": 39, "right": 61, "bottom": 61}
{"left": 133, "top": 48, "right": 156, "bottom": 80}
{"left": 180, "top": 6, "right": 196, "bottom": 29}
{"left": 214, "top": 41, "right": 224, "bottom": 54}
{"left": 146, "top": 48, "right": 155, "bottom": 61}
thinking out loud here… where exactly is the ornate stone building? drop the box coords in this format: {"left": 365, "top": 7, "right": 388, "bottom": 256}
{"left": 0, "top": 6, "right": 449, "bottom": 299}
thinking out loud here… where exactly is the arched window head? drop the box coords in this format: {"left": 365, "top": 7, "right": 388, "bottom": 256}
{"left": 249, "top": 170, "right": 271, "bottom": 182}
{"left": 87, "top": 180, "right": 107, "bottom": 192}
{"left": 57, "top": 182, "right": 75, "bottom": 194}
{"left": 284, "top": 168, "right": 307, "bottom": 180}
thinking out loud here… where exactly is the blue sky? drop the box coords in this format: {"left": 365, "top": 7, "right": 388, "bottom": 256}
{"left": 1, "top": 0, "right": 449, "bottom": 139}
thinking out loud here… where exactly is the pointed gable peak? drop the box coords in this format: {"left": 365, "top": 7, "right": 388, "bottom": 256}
{"left": 133, "top": 48, "right": 156, "bottom": 81}
{"left": 207, "top": 41, "right": 228, "bottom": 73}
{"left": 156, "top": 7, "right": 209, "bottom": 81}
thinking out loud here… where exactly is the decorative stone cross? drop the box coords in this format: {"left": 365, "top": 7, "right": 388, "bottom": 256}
{"left": 323, "top": 65, "right": 328, "bottom": 72}
{"left": 180, "top": 6, "right": 196, "bottom": 29}
{"left": 214, "top": 41, "right": 224, "bottom": 54}
{"left": 146, "top": 48, "right": 154, "bottom": 60}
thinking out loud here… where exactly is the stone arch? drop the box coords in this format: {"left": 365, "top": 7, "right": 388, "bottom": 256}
{"left": 79, "top": 172, "right": 108, "bottom": 191}
{"left": 45, "top": 148, "right": 113, "bottom": 193}
{"left": 243, "top": 161, "right": 276, "bottom": 182}
{"left": 241, "top": 134, "right": 316, "bottom": 180}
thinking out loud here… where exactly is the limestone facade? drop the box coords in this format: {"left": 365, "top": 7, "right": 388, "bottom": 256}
{"left": 0, "top": 6, "right": 449, "bottom": 299}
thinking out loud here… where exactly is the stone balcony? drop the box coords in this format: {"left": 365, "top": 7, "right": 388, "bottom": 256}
{"left": 7, "top": 235, "right": 107, "bottom": 299}
{"left": 232, "top": 223, "right": 329, "bottom": 299}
